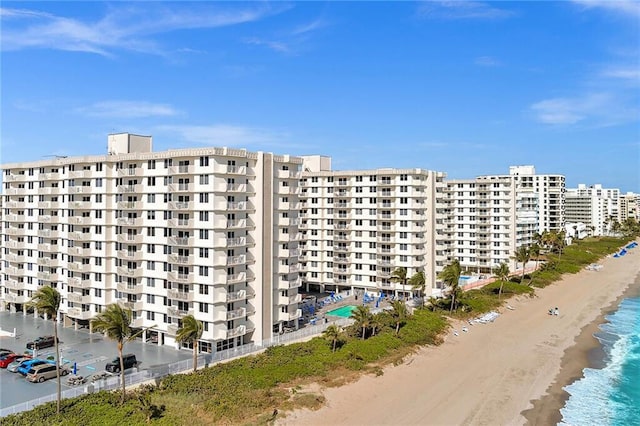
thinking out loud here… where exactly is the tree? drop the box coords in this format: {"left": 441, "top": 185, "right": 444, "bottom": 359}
{"left": 438, "top": 259, "right": 462, "bottom": 313}
{"left": 370, "top": 315, "right": 383, "bottom": 337}
{"left": 322, "top": 324, "right": 343, "bottom": 352}
{"left": 409, "top": 271, "right": 426, "bottom": 307}
{"left": 176, "top": 315, "right": 204, "bottom": 373}
{"left": 390, "top": 267, "right": 408, "bottom": 297}
{"left": 529, "top": 244, "right": 541, "bottom": 282}
{"left": 513, "top": 246, "right": 531, "bottom": 283}
{"left": 493, "top": 262, "right": 510, "bottom": 299}
{"left": 350, "top": 305, "right": 372, "bottom": 340}
{"left": 91, "top": 304, "right": 135, "bottom": 404}
{"left": 28, "top": 286, "right": 63, "bottom": 414}
{"left": 389, "top": 300, "right": 409, "bottom": 335}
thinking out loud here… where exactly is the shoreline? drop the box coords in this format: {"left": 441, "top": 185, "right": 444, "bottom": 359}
{"left": 278, "top": 242, "right": 640, "bottom": 426}
{"left": 522, "top": 274, "right": 640, "bottom": 425}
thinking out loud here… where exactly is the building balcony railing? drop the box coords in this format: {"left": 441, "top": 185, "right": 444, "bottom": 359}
{"left": 167, "top": 289, "right": 193, "bottom": 302}
{"left": 116, "top": 184, "right": 140, "bottom": 193}
{"left": 168, "top": 201, "right": 193, "bottom": 211}
{"left": 226, "top": 325, "right": 247, "bottom": 339}
{"left": 69, "top": 201, "right": 92, "bottom": 210}
{"left": 5, "top": 280, "right": 22, "bottom": 290}
{"left": 168, "top": 218, "right": 194, "bottom": 228}
{"left": 169, "top": 165, "right": 194, "bottom": 175}
{"left": 68, "top": 186, "right": 93, "bottom": 194}
{"left": 226, "top": 307, "right": 247, "bottom": 321}
{"left": 168, "top": 272, "right": 192, "bottom": 283}
{"left": 117, "top": 234, "right": 143, "bottom": 244}
{"left": 37, "top": 272, "right": 61, "bottom": 281}
{"left": 120, "top": 300, "right": 144, "bottom": 311}
{"left": 226, "top": 272, "right": 249, "bottom": 284}
{"left": 36, "top": 257, "right": 61, "bottom": 267}
{"left": 117, "top": 266, "right": 142, "bottom": 278}
{"left": 68, "top": 277, "right": 91, "bottom": 289}
{"left": 67, "top": 293, "right": 92, "bottom": 304}
{"left": 117, "top": 217, "right": 143, "bottom": 227}
{"left": 5, "top": 228, "right": 21, "bottom": 236}
{"left": 67, "top": 308, "right": 93, "bottom": 320}
{"left": 69, "top": 231, "right": 94, "bottom": 241}
{"left": 5, "top": 174, "right": 28, "bottom": 182}
{"left": 225, "top": 290, "right": 252, "bottom": 303}
{"left": 68, "top": 262, "right": 92, "bottom": 273}
{"left": 37, "top": 243, "right": 52, "bottom": 252}
{"left": 117, "top": 168, "right": 143, "bottom": 177}
{"left": 224, "top": 183, "right": 247, "bottom": 193}
{"left": 334, "top": 256, "right": 349, "bottom": 263}
{"left": 5, "top": 214, "right": 19, "bottom": 222}
{"left": 69, "top": 170, "right": 92, "bottom": 179}
{"left": 218, "top": 164, "right": 247, "bottom": 175}
{"left": 117, "top": 201, "right": 140, "bottom": 210}
{"left": 7, "top": 240, "right": 26, "bottom": 249}
{"left": 167, "top": 306, "right": 193, "bottom": 318}
{"left": 68, "top": 246, "right": 92, "bottom": 257}
{"left": 168, "top": 183, "right": 193, "bottom": 193}
{"left": 116, "top": 282, "right": 143, "bottom": 294}
{"left": 226, "top": 237, "right": 246, "bottom": 247}
{"left": 69, "top": 216, "right": 92, "bottom": 225}
{"left": 5, "top": 266, "right": 20, "bottom": 276}
{"left": 168, "top": 254, "right": 193, "bottom": 265}
{"left": 225, "top": 201, "right": 246, "bottom": 211}
{"left": 168, "top": 236, "right": 193, "bottom": 246}
{"left": 6, "top": 254, "right": 26, "bottom": 263}
{"left": 226, "top": 255, "right": 246, "bottom": 266}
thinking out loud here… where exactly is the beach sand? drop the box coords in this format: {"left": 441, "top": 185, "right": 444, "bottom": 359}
{"left": 278, "top": 243, "right": 640, "bottom": 426}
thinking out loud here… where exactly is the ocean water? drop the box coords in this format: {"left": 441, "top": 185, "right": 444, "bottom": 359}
{"left": 559, "top": 296, "right": 640, "bottom": 426}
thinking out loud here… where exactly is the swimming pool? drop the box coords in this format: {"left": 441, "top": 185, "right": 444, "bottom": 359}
{"left": 326, "top": 305, "right": 357, "bottom": 318}
{"left": 460, "top": 275, "right": 472, "bottom": 280}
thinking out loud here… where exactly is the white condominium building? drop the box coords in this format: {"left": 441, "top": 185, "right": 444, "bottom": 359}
{"left": 619, "top": 192, "right": 640, "bottom": 222}
{"left": 299, "top": 156, "right": 446, "bottom": 297}
{"left": 1, "top": 133, "right": 304, "bottom": 352}
{"left": 565, "top": 184, "right": 620, "bottom": 236}
{"left": 440, "top": 175, "right": 537, "bottom": 275}
{"left": 481, "top": 165, "right": 565, "bottom": 233}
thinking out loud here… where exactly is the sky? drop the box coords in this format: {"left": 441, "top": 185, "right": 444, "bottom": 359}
{"left": 1, "top": 1, "right": 639, "bottom": 192}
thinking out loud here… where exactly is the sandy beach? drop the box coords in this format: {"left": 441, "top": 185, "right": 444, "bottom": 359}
{"left": 278, "top": 242, "right": 640, "bottom": 426}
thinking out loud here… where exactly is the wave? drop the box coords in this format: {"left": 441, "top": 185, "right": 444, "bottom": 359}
{"left": 559, "top": 297, "right": 640, "bottom": 426}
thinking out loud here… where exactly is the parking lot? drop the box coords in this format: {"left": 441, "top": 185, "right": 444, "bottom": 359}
{"left": 0, "top": 312, "right": 192, "bottom": 409}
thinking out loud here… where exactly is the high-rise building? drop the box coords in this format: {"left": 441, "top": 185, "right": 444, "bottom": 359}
{"left": 299, "top": 156, "right": 447, "bottom": 297}
{"left": 619, "top": 192, "right": 640, "bottom": 223}
{"left": 1, "top": 133, "right": 304, "bottom": 351}
{"left": 565, "top": 184, "right": 620, "bottom": 236}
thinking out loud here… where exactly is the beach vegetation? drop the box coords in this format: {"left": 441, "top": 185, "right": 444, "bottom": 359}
{"left": 390, "top": 266, "right": 409, "bottom": 296}
{"left": 175, "top": 315, "right": 204, "bottom": 373}
{"left": 389, "top": 300, "right": 410, "bottom": 335}
{"left": 322, "top": 324, "right": 344, "bottom": 352}
{"left": 438, "top": 259, "right": 462, "bottom": 313}
{"left": 493, "top": 262, "right": 510, "bottom": 299}
{"left": 350, "top": 305, "right": 373, "bottom": 340}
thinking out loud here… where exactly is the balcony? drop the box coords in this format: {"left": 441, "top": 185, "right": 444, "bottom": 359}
{"left": 117, "top": 168, "right": 143, "bottom": 177}
{"left": 117, "top": 184, "right": 140, "bottom": 193}
{"left": 117, "top": 217, "right": 143, "bottom": 227}
{"left": 168, "top": 272, "right": 192, "bottom": 283}
{"left": 168, "top": 236, "right": 193, "bottom": 246}
{"left": 5, "top": 280, "right": 22, "bottom": 290}
{"left": 5, "top": 173, "right": 27, "bottom": 182}
{"left": 226, "top": 307, "right": 247, "bottom": 321}
{"left": 167, "top": 289, "right": 193, "bottom": 302}
{"left": 121, "top": 300, "right": 144, "bottom": 311}
{"left": 37, "top": 243, "right": 52, "bottom": 252}
{"left": 225, "top": 183, "right": 246, "bottom": 193}
{"left": 226, "top": 255, "right": 246, "bottom": 266}
{"left": 6, "top": 254, "right": 26, "bottom": 263}
{"left": 117, "top": 201, "right": 140, "bottom": 210}
{"left": 5, "top": 214, "right": 19, "bottom": 222}
{"left": 69, "top": 201, "right": 92, "bottom": 210}
{"left": 5, "top": 228, "right": 21, "bottom": 236}
{"left": 67, "top": 293, "right": 92, "bottom": 304}
{"left": 334, "top": 256, "right": 349, "bottom": 263}
{"left": 117, "top": 234, "right": 143, "bottom": 244}
{"left": 6, "top": 240, "right": 26, "bottom": 249}
{"left": 37, "top": 272, "right": 61, "bottom": 281}
{"left": 226, "top": 273, "right": 248, "bottom": 284}
{"left": 169, "top": 165, "right": 194, "bottom": 175}
{"left": 168, "top": 254, "right": 193, "bottom": 265}
{"left": 226, "top": 325, "right": 247, "bottom": 339}
{"left": 169, "top": 201, "right": 193, "bottom": 210}
{"left": 67, "top": 308, "right": 93, "bottom": 320}
{"left": 226, "top": 201, "right": 246, "bottom": 211}
{"left": 276, "top": 169, "right": 301, "bottom": 179}
{"left": 5, "top": 293, "right": 29, "bottom": 304}
{"left": 69, "top": 170, "right": 92, "bottom": 179}
{"left": 69, "top": 231, "right": 93, "bottom": 241}
{"left": 68, "top": 277, "right": 91, "bottom": 289}
{"left": 68, "top": 186, "right": 93, "bottom": 194}
{"left": 226, "top": 290, "right": 249, "bottom": 303}
{"left": 226, "top": 237, "right": 246, "bottom": 247}
{"left": 37, "top": 229, "right": 62, "bottom": 239}
{"left": 168, "top": 183, "right": 193, "bottom": 193}
{"left": 41, "top": 172, "right": 62, "bottom": 180}
{"left": 117, "top": 266, "right": 142, "bottom": 278}
{"left": 281, "top": 309, "right": 302, "bottom": 322}
{"left": 288, "top": 263, "right": 300, "bottom": 273}
{"left": 5, "top": 266, "right": 20, "bottom": 276}
{"left": 68, "top": 246, "right": 92, "bottom": 257}
{"left": 167, "top": 306, "right": 193, "bottom": 318}
{"left": 169, "top": 218, "right": 194, "bottom": 228}
{"left": 69, "top": 216, "right": 92, "bottom": 225}
{"left": 117, "top": 282, "right": 143, "bottom": 294}
{"left": 68, "top": 262, "right": 91, "bottom": 273}
{"left": 36, "top": 257, "right": 61, "bottom": 267}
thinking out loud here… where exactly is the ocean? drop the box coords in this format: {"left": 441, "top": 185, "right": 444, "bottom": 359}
{"left": 559, "top": 295, "right": 640, "bottom": 426}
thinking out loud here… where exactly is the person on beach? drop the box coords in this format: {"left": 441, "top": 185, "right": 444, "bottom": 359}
{"left": 554, "top": 307, "right": 559, "bottom": 316}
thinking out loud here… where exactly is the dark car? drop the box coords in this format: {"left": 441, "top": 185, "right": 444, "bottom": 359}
{"left": 26, "top": 336, "right": 58, "bottom": 350}
{"left": 105, "top": 354, "right": 138, "bottom": 373}
{"left": 0, "top": 353, "right": 22, "bottom": 368}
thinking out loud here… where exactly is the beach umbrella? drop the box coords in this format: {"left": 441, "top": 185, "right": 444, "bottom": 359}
{"left": 73, "top": 362, "right": 77, "bottom": 375}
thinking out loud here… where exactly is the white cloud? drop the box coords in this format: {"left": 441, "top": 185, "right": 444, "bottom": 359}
{"left": 417, "top": 1, "right": 515, "bottom": 20}
{"left": 571, "top": 0, "right": 640, "bottom": 18}
{"left": 243, "top": 37, "right": 291, "bottom": 53}
{"left": 0, "top": 4, "right": 281, "bottom": 56}
{"left": 474, "top": 56, "right": 502, "bottom": 67}
{"left": 600, "top": 66, "right": 640, "bottom": 82}
{"left": 530, "top": 92, "right": 638, "bottom": 126}
{"left": 78, "top": 101, "right": 181, "bottom": 118}
{"left": 157, "top": 124, "right": 290, "bottom": 147}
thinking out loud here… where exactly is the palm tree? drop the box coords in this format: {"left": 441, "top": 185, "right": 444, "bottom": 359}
{"left": 322, "top": 324, "right": 343, "bottom": 352}
{"left": 370, "top": 315, "right": 383, "bottom": 337}
{"left": 409, "top": 271, "right": 426, "bottom": 307}
{"left": 438, "top": 259, "right": 462, "bottom": 313}
{"left": 350, "top": 305, "right": 372, "bottom": 340}
{"left": 27, "top": 286, "right": 62, "bottom": 414}
{"left": 529, "top": 244, "right": 541, "bottom": 282}
{"left": 176, "top": 315, "right": 204, "bottom": 373}
{"left": 390, "top": 267, "right": 408, "bottom": 298}
{"left": 389, "top": 300, "right": 409, "bottom": 335}
{"left": 493, "top": 262, "right": 510, "bottom": 299}
{"left": 513, "top": 246, "right": 531, "bottom": 283}
{"left": 91, "top": 304, "right": 134, "bottom": 404}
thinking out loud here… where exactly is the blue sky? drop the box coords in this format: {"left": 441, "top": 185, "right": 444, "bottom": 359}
{"left": 1, "top": 1, "right": 639, "bottom": 192}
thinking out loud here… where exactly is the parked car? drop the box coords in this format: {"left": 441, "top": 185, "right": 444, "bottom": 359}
{"left": 26, "top": 336, "right": 58, "bottom": 350}
{"left": 7, "top": 357, "right": 32, "bottom": 373}
{"left": 0, "top": 349, "right": 14, "bottom": 358}
{"left": 26, "top": 363, "right": 70, "bottom": 383}
{"left": 17, "top": 358, "right": 54, "bottom": 376}
{"left": 105, "top": 354, "right": 138, "bottom": 373}
{"left": 0, "top": 353, "right": 24, "bottom": 368}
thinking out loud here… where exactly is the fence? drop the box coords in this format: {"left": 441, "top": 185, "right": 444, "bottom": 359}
{"left": 0, "top": 317, "right": 353, "bottom": 418}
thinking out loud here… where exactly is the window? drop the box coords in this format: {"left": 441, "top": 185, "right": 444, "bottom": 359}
{"left": 147, "top": 194, "right": 155, "bottom": 203}
{"left": 199, "top": 175, "right": 209, "bottom": 185}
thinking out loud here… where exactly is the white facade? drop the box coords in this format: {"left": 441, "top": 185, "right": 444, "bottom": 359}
{"left": 619, "top": 192, "right": 640, "bottom": 223}
{"left": 482, "top": 165, "right": 565, "bottom": 233}
{"left": 1, "top": 134, "right": 303, "bottom": 352}
{"left": 299, "top": 156, "right": 446, "bottom": 297}
{"left": 565, "top": 184, "right": 620, "bottom": 236}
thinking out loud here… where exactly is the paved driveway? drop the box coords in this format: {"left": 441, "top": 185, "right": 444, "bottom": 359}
{"left": 0, "top": 312, "right": 191, "bottom": 409}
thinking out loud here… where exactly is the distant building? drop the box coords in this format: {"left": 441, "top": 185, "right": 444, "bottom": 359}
{"left": 565, "top": 184, "right": 620, "bottom": 236}
{"left": 619, "top": 192, "right": 640, "bottom": 223}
